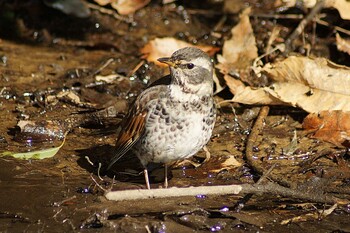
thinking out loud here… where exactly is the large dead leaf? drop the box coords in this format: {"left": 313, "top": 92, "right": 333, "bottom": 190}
{"left": 261, "top": 56, "right": 350, "bottom": 112}
{"left": 228, "top": 56, "right": 350, "bottom": 113}
{"left": 275, "top": 0, "right": 350, "bottom": 20}
{"left": 140, "top": 37, "right": 218, "bottom": 66}
{"left": 224, "top": 76, "right": 284, "bottom": 105}
{"left": 303, "top": 111, "right": 350, "bottom": 147}
{"left": 94, "top": 0, "right": 150, "bottom": 15}
{"left": 217, "top": 7, "right": 258, "bottom": 79}
{"left": 216, "top": 7, "right": 259, "bottom": 100}
{"left": 336, "top": 33, "right": 350, "bottom": 55}
{"left": 94, "top": 0, "right": 110, "bottom": 5}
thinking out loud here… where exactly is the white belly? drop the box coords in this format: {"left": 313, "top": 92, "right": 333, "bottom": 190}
{"left": 135, "top": 101, "right": 215, "bottom": 166}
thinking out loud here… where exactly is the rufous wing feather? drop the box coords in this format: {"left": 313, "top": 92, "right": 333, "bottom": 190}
{"left": 107, "top": 109, "right": 147, "bottom": 170}
{"left": 107, "top": 85, "right": 168, "bottom": 170}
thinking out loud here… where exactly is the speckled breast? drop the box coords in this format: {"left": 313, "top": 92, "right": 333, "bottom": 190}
{"left": 135, "top": 96, "right": 216, "bottom": 166}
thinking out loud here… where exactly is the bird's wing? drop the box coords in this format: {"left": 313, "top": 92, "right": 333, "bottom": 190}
{"left": 107, "top": 85, "right": 168, "bottom": 169}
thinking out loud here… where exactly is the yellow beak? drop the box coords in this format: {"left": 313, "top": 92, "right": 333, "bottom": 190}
{"left": 157, "top": 57, "right": 177, "bottom": 67}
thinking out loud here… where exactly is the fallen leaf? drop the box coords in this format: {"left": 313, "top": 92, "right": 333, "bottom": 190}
{"left": 210, "top": 155, "right": 242, "bottom": 173}
{"left": 264, "top": 82, "right": 350, "bottom": 113}
{"left": 329, "top": 0, "right": 350, "bottom": 20}
{"left": 140, "top": 37, "right": 218, "bottom": 66}
{"left": 225, "top": 56, "right": 350, "bottom": 113}
{"left": 162, "top": 0, "right": 176, "bottom": 4}
{"left": 94, "top": 0, "right": 111, "bottom": 5}
{"left": 56, "top": 90, "right": 96, "bottom": 108}
{"left": 274, "top": 0, "right": 317, "bottom": 9}
{"left": 275, "top": 0, "right": 350, "bottom": 20}
{"left": 94, "top": 0, "right": 150, "bottom": 15}
{"left": 223, "top": 75, "right": 284, "bottom": 105}
{"left": 111, "top": 0, "right": 150, "bottom": 15}
{"left": 216, "top": 7, "right": 258, "bottom": 83}
{"left": 261, "top": 56, "right": 350, "bottom": 112}
{"left": 281, "top": 203, "right": 337, "bottom": 225}
{"left": 336, "top": 33, "right": 350, "bottom": 55}
{"left": 303, "top": 111, "right": 350, "bottom": 147}
{"left": 1, "top": 138, "right": 65, "bottom": 160}
{"left": 16, "top": 120, "right": 68, "bottom": 142}
{"left": 95, "top": 74, "right": 122, "bottom": 83}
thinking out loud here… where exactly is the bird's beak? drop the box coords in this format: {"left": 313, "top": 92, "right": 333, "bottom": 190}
{"left": 157, "top": 57, "right": 177, "bottom": 67}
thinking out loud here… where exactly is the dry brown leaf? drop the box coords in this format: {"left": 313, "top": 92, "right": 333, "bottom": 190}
{"left": 264, "top": 82, "right": 350, "bottom": 113}
{"left": 227, "top": 56, "right": 350, "bottom": 113}
{"left": 274, "top": 0, "right": 316, "bottom": 8}
{"left": 262, "top": 56, "right": 350, "bottom": 112}
{"left": 94, "top": 0, "right": 150, "bottom": 15}
{"left": 16, "top": 120, "right": 68, "bottom": 142}
{"left": 111, "top": 0, "right": 150, "bottom": 15}
{"left": 336, "top": 33, "right": 350, "bottom": 55}
{"left": 326, "top": 0, "right": 350, "bottom": 20}
{"left": 262, "top": 56, "right": 350, "bottom": 93}
{"left": 302, "top": 111, "right": 350, "bottom": 147}
{"left": 162, "top": 0, "right": 176, "bottom": 4}
{"left": 140, "top": 37, "right": 218, "bottom": 66}
{"left": 217, "top": 7, "right": 258, "bottom": 74}
{"left": 210, "top": 155, "right": 242, "bottom": 173}
{"left": 216, "top": 7, "right": 258, "bottom": 99}
{"left": 275, "top": 0, "right": 350, "bottom": 20}
{"left": 223, "top": 75, "right": 284, "bottom": 105}
{"left": 94, "top": 0, "right": 111, "bottom": 6}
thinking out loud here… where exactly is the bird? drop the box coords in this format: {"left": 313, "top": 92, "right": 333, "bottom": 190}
{"left": 107, "top": 47, "right": 216, "bottom": 189}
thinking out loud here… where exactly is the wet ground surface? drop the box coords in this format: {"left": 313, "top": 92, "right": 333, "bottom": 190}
{"left": 1, "top": 1, "right": 350, "bottom": 232}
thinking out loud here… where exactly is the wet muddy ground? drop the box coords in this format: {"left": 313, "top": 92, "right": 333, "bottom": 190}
{"left": 1, "top": 1, "right": 350, "bottom": 232}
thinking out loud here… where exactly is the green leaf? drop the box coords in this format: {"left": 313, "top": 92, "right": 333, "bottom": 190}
{"left": 1, "top": 139, "right": 65, "bottom": 160}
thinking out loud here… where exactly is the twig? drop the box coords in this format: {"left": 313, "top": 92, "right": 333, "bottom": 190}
{"left": 265, "top": 26, "right": 281, "bottom": 55}
{"left": 213, "top": 15, "right": 227, "bottom": 32}
{"left": 92, "top": 58, "right": 115, "bottom": 76}
{"left": 104, "top": 181, "right": 345, "bottom": 204}
{"left": 245, "top": 106, "right": 294, "bottom": 187}
{"left": 0, "top": 87, "right": 6, "bottom": 96}
{"left": 202, "top": 146, "right": 211, "bottom": 163}
{"left": 316, "top": 18, "right": 350, "bottom": 37}
{"left": 252, "top": 13, "right": 305, "bottom": 20}
{"left": 233, "top": 163, "right": 276, "bottom": 212}
{"left": 53, "top": 195, "right": 77, "bottom": 207}
{"left": 97, "top": 163, "right": 103, "bottom": 181}
{"left": 85, "top": 156, "right": 94, "bottom": 166}
{"left": 280, "top": 203, "right": 337, "bottom": 224}
{"left": 127, "top": 60, "right": 145, "bottom": 78}
{"left": 284, "top": 0, "right": 326, "bottom": 53}
{"left": 245, "top": 106, "right": 269, "bottom": 174}
{"left": 90, "top": 174, "right": 107, "bottom": 192}
{"left": 106, "top": 185, "right": 243, "bottom": 201}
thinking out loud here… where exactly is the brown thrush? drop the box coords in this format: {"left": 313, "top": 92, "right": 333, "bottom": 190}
{"left": 108, "top": 47, "right": 216, "bottom": 189}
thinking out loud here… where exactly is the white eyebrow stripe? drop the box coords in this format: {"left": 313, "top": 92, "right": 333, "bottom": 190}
{"left": 191, "top": 57, "right": 212, "bottom": 71}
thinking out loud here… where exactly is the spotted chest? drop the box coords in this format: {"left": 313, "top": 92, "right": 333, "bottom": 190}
{"left": 134, "top": 95, "right": 216, "bottom": 166}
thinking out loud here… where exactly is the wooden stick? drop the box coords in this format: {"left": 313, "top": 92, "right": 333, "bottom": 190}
{"left": 245, "top": 106, "right": 269, "bottom": 174}
{"left": 104, "top": 181, "right": 345, "bottom": 204}
{"left": 285, "top": 0, "right": 326, "bottom": 53}
{"left": 105, "top": 185, "right": 243, "bottom": 201}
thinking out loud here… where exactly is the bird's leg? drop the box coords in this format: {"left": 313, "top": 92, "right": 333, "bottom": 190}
{"left": 164, "top": 164, "right": 168, "bottom": 188}
{"left": 144, "top": 168, "right": 151, "bottom": 189}
{"left": 202, "top": 146, "right": 211, "bottom": 163}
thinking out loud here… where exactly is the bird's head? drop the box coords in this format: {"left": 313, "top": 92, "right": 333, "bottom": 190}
{"left": 157, "top": 47, "right": 213, "bottom": 96}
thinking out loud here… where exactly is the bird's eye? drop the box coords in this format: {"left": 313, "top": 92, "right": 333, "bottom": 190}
{"left": 186, "top": 63, "right": 194, "bottom": 69}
